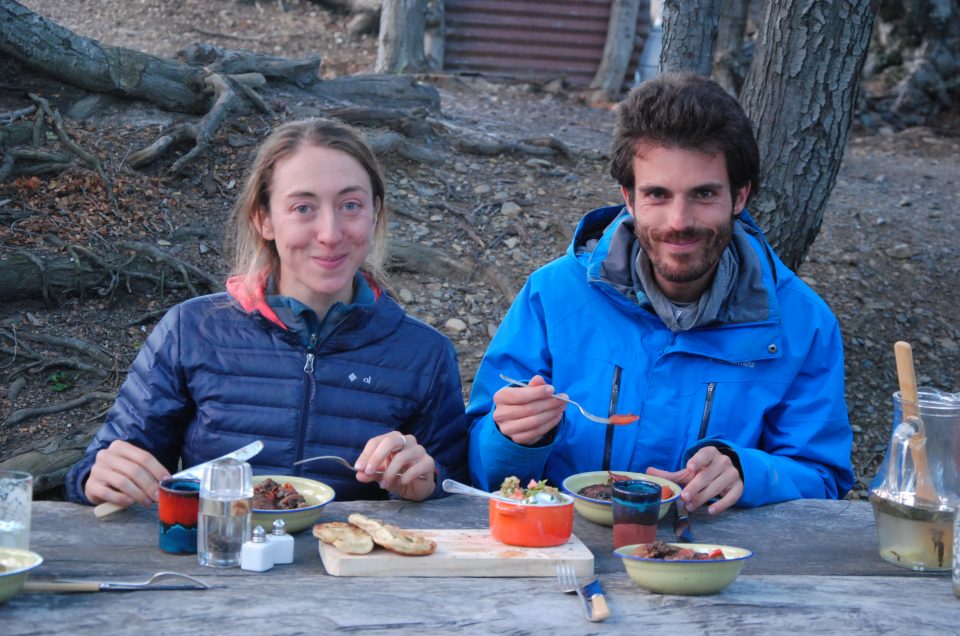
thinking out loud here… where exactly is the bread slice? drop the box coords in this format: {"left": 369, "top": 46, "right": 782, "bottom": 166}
{"left": 313, "top": 521, "right": 375, "bottom": 555}
{"left": 347, "top": 513, "right": 437, "bottom": 556}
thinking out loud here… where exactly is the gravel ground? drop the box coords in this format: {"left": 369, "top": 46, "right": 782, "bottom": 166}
{"left": 4, "top": 0, "right": 960, "bottom": 500}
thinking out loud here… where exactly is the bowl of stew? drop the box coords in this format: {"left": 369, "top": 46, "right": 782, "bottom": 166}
{"left": 561, "top": 470, "right": 679, "bottom": 526}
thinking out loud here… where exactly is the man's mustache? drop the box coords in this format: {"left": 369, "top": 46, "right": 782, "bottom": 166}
{"left": 647, "top": 227, "right": 715, "bottom": 243}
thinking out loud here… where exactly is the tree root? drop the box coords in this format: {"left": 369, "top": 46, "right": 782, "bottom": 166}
{"left": 4, "top": 391, "right": 116, "bottom": 427}
{"left": 129, "top": 72, "right": 270, "bottom": 173}
{"left": 27, "top": 93, "right": 118, "bottom": 209}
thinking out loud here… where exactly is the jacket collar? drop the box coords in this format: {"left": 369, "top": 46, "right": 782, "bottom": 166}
{"left": 569, "top": 205, "right": 785, "bottom": 328}
{"left": 225, "top": 271, "right": 384, "bottom": 332}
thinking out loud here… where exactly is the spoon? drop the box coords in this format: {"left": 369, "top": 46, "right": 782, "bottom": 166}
{"left": 441, "top": 478, "right": 517, "bottom": 503}
{"left": 893, "top": 341, "right": 937, "bottom": 502}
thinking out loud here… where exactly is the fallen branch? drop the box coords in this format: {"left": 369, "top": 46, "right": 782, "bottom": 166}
{"left": 16, "top": 332, "right": 114, "bottom": 367}
{"left": 4, "top": 391, "right": 116, "bottom": 426}
{"left": 28, "top": 93, "right": 117, "bottom": 208}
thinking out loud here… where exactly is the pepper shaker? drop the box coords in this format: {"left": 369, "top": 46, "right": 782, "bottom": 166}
{"left": 241, "top": 525, "right": 274, "bottom": 572}
{"left": 197, "top": 457, "right": 252, "bottom": 568}
{"left": 267, "top": 518, "right": 295, "bottom": 565}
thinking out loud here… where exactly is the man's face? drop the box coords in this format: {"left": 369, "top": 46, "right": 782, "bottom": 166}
{"left": 621, "top": 143, "right": 750, "bottom": 302}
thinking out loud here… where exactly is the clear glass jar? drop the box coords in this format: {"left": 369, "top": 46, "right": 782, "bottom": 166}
{"left": 953, "top": 503, "right": 960, "bottom": 599}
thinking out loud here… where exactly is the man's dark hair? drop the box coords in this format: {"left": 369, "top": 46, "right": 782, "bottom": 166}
{"left": 610, "top": 72, "right": 760, "bottom": 202}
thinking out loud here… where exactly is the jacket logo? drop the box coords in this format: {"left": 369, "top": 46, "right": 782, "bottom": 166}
{"left": 348, "top": 373, "right": 357, "bottom": 382}
{"left": 348, "top": 373, "right": 374, "bottom": 384}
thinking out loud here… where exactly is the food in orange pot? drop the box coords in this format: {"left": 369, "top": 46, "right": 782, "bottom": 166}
{"left": 489, "top": 477, "right": 574, "bottom": 547}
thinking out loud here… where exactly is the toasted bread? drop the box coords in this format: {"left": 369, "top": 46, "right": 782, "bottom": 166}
{"left": 313, "top": 521, "right": 375, "bottom": 555}
{"left": 347, "top": 513, "right": 436, "bottom": 556}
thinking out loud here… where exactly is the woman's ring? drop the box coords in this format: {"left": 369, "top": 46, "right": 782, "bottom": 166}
{"left": 396, "top": 433, "right": 406, "bottom": 451}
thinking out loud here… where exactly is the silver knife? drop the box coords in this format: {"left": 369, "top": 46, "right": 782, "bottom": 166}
{"left": 93, "top": 440, "right": 264, "bottom": 518}
{"left": 673, "top": 499, "right": 694, "bottom": 542}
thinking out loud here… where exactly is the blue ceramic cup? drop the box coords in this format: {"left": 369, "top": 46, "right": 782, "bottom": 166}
{"left": 611, "top": 479, "right": 661, "bottom": 549}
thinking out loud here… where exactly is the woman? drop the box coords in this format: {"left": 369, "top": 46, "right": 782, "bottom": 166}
{"left": 65, "top": 119, "right": 468, "bottom": 505}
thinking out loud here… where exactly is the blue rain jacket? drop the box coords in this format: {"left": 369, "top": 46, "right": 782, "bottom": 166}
{"left": 467, "top": 206, "right": 853, "bottom": 507}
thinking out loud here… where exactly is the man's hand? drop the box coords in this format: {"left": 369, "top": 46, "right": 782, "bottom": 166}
{"left": 492, "top": 375, "right": 566, "bottom": 445}
{"left": 84, "top": 440, "right": 171, "bottom": 507}
{"left": 647, "top": 446, "right": 743, "bottom": 514}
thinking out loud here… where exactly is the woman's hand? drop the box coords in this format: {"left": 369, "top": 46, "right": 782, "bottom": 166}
{"left": 84, "top": 440, "right": 171, "bottom": 507}
{"left": 355, "top": 432, "right": 436, "bottom": 501}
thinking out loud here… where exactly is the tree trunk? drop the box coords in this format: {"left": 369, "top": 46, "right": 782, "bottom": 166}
{"left": 424, "top": 0, "right": 445, "bottom": 71}
{"left": 740, "top": 0, "right": 877, "bottom": 270}
{"left": 660, "top": 0, "right": 724, "bottom": 75}
{"left": 376, "top": 0, "right": 429, "bottom": 74}
{"left": 589, "top": 0, "right": 643, "bottom": 101}
{"left": 712, "top": 0, "right": 750, "bottom": 94}
{"left": 0, "top": 0, "right": 207, "bottom": 113}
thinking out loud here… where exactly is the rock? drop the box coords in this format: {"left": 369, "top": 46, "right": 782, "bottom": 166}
{"left": 500, "top": 201, "right": 522, "bottom": 216}
{"left": 524, "top": 158, "right": 553, "bottom": 169}
{"left": 399, "top": 288, "right": 414, "bottom": 303}
{"left": 473, "top": 184, "right": 491, "bottom": 195}
{"left": 504, "top": 237, "right": 520, "bottom": 249}
{"left": 444, "top": 318, "right": 467, "bottom": 334}
{"left": 885, "top": 244, "right": 914, "bottom": 259}
{"left": 937, "top": 337, "right": 959, "bottom": 353}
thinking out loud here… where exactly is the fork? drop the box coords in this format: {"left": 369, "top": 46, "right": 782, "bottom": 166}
{"left": 499, "top": 373, "right": 638, "bottom": 425}
{"left": 293, "top": 454, "right": 430, "bottom": 480}
{"left": 556, "top": 563, "right": 610, "bottom": 622}
{"left": 23, "top": 571, "right": 209, "bottom": 592}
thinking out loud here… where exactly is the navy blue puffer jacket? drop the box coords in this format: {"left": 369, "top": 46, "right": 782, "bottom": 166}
{"left": 65, "top": 279, "right": 469, "bottom": 502}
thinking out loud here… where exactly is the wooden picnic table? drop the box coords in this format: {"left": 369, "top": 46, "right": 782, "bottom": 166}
{"left": 3, "top": 498, "right": 955, "bottom": 634}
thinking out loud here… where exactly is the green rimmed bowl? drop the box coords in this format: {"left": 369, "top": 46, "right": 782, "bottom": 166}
{"left": 614, "top": 542, "right": 753, "bottom": 595}
{"left": 0, "top": 547, "right": 43, "bottom": 604}
{"left": 251, "top": 475, "right": 335, "bottom": 534}
{"left": 561, "top": 471, "right": 680, "bottom": 526}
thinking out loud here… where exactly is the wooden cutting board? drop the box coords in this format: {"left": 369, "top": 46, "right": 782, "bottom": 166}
{"left": 319, "top": 529, "right": 594, "bottom": 577}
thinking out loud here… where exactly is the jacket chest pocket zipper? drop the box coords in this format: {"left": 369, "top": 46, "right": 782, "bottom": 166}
{"left": 697, "top": 382, "right": 716, "bottom": 440}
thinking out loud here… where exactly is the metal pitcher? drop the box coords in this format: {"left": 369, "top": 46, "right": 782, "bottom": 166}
{"left": 869, "top": 388, "right": 960, "bottom": 571}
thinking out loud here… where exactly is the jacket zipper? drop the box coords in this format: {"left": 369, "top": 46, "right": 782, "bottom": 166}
{"left": 602, "top": 366, "right": 623, "bottom": 471}
{"left": 296, "top": 333, "right": 319, "bottom": 470}
{"left": 697, "top": 382, "right": 716, "bottom": 440}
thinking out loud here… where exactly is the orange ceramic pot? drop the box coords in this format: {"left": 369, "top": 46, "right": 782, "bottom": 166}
{"left": 489, "top": 495, "right": 574, "bottom": 547}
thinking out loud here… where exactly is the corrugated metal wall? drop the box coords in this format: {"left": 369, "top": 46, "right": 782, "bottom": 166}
{"left": 444, "top": 0, "right": 650, "bottom": 90}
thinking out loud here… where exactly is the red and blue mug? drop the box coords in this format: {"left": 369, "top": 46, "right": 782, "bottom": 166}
{"left": 158, "top": 478, "right": 200, "bottom": 554}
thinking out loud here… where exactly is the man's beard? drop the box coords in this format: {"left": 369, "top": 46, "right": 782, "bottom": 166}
{"left": 636, "top": 217, "right": 734, "bottom": 284}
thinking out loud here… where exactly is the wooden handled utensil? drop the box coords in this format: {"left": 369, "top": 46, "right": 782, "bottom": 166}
{"left": 893, "top": 341, "right": 937, "bottom": 503}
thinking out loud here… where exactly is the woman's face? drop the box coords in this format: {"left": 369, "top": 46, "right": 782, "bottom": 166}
{"left": 258, "top": 144, "right": 377, "bottom": 315}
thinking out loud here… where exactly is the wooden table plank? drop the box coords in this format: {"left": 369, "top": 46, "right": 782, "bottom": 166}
{"left": 3, "top": 498, "right": 955, "bottom": 635}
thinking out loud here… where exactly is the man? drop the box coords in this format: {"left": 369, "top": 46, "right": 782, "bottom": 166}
{"left": 466, "top": 73, "right": 853, "bottom": 514}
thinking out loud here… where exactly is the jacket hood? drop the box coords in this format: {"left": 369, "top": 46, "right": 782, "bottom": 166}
{"left": 567, "top": 204, "right": 788, "bottom": 327}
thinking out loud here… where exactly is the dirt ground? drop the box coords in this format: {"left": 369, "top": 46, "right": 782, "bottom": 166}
{"left": 3, "top": 0, "right": 959, "bottom": 501}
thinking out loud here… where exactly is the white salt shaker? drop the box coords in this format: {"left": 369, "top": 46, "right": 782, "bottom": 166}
{"left": 267, "top": 519, "right": 295, "bottom": 565}
{"left": 241, "top": 525, "right": 274, "bottom": 572}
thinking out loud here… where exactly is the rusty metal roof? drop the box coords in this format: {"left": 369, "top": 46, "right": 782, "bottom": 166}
{"left": 444, "top": 0, "right": 650, "bottom": 89}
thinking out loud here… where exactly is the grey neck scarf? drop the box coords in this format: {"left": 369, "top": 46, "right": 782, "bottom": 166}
{"left": 632, "top": 238, "right": 740, "bottom": 332}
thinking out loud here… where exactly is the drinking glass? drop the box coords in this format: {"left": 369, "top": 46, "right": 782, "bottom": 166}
{"left": 0, "top": 470, "right": 32, "bottom": 549}
{"left": 611, "top": 479, "right": 661, "bottom": 549}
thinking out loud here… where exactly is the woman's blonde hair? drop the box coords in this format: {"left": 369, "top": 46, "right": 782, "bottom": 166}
{"left": 228, "top": 118, "right": 388, "bottom": 295}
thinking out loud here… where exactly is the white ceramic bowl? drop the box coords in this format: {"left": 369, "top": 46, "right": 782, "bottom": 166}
{"left": 561, "top": 470, "right": 680, "bottom": 526}
{"left": 251, "top": 475, "right": 335, "bottom": 534}
{"left": 614, "top": 542, "right": 753, "bottom": 595}
{"left": 0, "top": 547, "right": 43, "bottom": 604}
